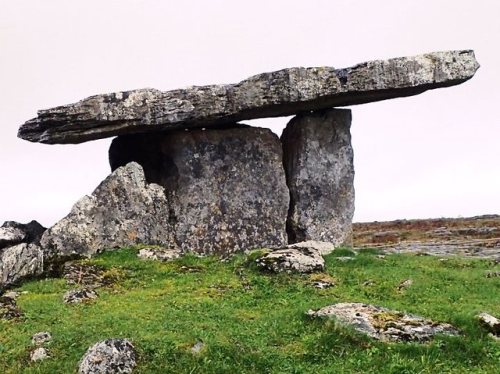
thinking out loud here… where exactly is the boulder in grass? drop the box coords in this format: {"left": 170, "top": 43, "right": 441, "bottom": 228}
{"left": 78, "top": 339, "right": 137, "bottom": 374}
{"left": 256, "top": 247, "right": 324, "bottom": 273}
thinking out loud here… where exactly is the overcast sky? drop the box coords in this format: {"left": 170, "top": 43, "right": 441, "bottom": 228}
{"left": 1, "top": 0, "right": 499, "bottom": 227}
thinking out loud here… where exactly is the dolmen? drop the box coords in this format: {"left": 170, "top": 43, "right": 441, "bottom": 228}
{"left": 13, "top": 50, "right": 478, "bottom": 266}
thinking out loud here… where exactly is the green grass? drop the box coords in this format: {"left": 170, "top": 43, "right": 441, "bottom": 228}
{"left": 1, "top": 248, "right": 499, "bottom": 373}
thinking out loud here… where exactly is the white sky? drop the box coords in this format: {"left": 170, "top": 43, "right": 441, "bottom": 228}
{"left": 1, "top": 0, "right": 499, "bottom": 227}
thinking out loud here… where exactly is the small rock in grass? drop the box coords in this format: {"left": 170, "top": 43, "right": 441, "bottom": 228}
{"left": 397, "top": 279, "right": 413, "bottom": 291}
{"left": 138, "top": 247, "right": 182, "bottom": 262}
{"left": 363, "top": 279, "right": 376, "bottom": 287}
{"left": 32, "top": 332, "right": 52, "bottom": 345}
{"left": 78, "top": 338, "right": 136, "bottom": 374}
{"left": 485, "top": 271, "right": 500, "bottom": 278}
{"left": 63, "top": 262, "right": 107, "bottom": 288}
{"left": 191, "top": 341, "right": 204, "bottom": 354}
{"left": 309, "top": 273, "right": 336, "bottom": 289}
{"left": 30, "top": 347, "right": 49, "bottom": 362}
{"left": 63, "top": 289, "right": 98, "bottom": 304}
{"left": 256, "top": 247, "right": 324, "bottom": 273}
{"left": 477, "top": 312, "right": 500, "bottom": 336}
{"left": 307, "top": 302, "right": 460, "bottom": 342}
{"left": 376, "top": 255, "right": 386, "bottom": 260}
{"left": 0, "top": 295, "right": 23, "bottom": 320}
{"left": 335, "top": 256, "right": 354, "bottom": 262}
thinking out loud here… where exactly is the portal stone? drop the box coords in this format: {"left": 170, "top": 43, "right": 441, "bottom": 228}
{"left": 110, "top": 126, "right": 289, "bottom": 255}
{"left": 282, "top": 109, "right": 354, "bottom": 247}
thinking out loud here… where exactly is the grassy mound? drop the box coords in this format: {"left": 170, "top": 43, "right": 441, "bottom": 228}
{"left": 1, "top": 248, "right": 499, "bottom": 373}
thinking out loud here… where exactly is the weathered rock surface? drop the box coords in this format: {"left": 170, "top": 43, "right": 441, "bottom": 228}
{"left": 78, "top": 339, "right": 137, "bottom": 374}
{"left": 30, "top": 347, "right": 49, "bottom": 362}
{"left": 110, "top": 127, "right": 289, "bottom": 255}
{"left": 0, "top": 243, "right": 43, "bottom": 288}
{"left": 1, "top": 220, "right": 46, "bottom": 245}
{"left": 477, "top": 312, "right": 500, "bottom": 337}
{"left": 41, "top": 162, "right": 173, "bottom": 260}
{"left": 138, "top": 247, "right": 182, "bottom": 262}
{"left": 282, "top": 108, "right": 354, "bottom": 246}
{"left": 32, "top": 332, "right": 52, "bottom": 345}
{"left": 0, "top": 227, "right": 25, "bottom": 248}
{"left": 63, "top": 288, "right": 98, "bottom": 304}
{"left": 256, "top": 247, "right": 325, "bottom": 273}
{"left": 287, "top": 240, "right": 335, "bottom": 256}
{"left": 307, "top": 302, "right": 460, "bottom": 342}
{"left": 0, "top": 295, "right": 23, "bottom": 319}
{"left": 19, "top": 50, "right": 478, "bottom": 144}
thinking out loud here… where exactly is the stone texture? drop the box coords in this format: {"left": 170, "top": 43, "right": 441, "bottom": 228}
{"left": 0, "top": 243, "right": 43, "bottom": 288}
{"left": 0, "top": 295, "right": 23, "bottom": 320}
{"left": 138, "top": 247, "right": 182, "bottom": 262}
{"left": 110, "top": 127, "right": 289, "bottom": 255}
{"left": 63, "top": 288, "right": 98, "bottom": 304}
{"left": 256, "top": 247, "right": 325, "bottom": 273}
{"left": 41, "top": 162, "right": 173, "bottom": 261}
{"left": 287, "top": 240, "right": 335, "bottom": 255}
{"left": 477, "top": 312, "right": 500, "bottom": 336}
{"left": 78, "top": 339, "right": 137, "bottom": 374}
{"left": 1, "top": 220, "right": 46, "bottom": 245}
{"left": 19, "top": 50, "right": 479, "bottom": 144}
{"left": 30, "top": 347, "right": 49, "bottom": 362}
{"left": 282, "top": 108, "right": 354, "bottom": 246}
{"left": 32, "top": 332, "right": 52, "bottom": 345}
{"left": 307, "top": 302, "right": 460, "bottom": 342}
{"left": 0, "top": 227, "right": 25, "bottom": 248}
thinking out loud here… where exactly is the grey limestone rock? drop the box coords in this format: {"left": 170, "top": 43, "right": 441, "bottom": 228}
{"left": 30, "top": 347, "right": 49, "bottom": 362}
{"left": 282, "top": 108, "right": 354, "bottom": 246}
{"left": 78, "top": 339, "right": 137, "bottom": 374}
{"left": 307, "top": 302, "right": 460, "bottom": 342}
{"left": 477, "top": 312, "right": 500, "bottom": 337}
{"left": 40, "top": 162, "right": 173, "bottom": 261}
{"left": 110, "top": 127, "right": 289, "bottom": 255}
{"left": 287, "top": 240, "right": 335, "bottom": 255}
{"left": 1, "top": 220, "right": 46, "bottom": 246}
{"left": 63, "top": 288, "right": 98, "bottom": 304}
{"left": 137, "top": 247, "right": 182, "bottom": 262}
{"left": 19, "top": 50, "right": 479, "bottom": 144}
{"left": 0, "top": 227, "right": 25, "bottom": 248}
{"left": 256, "top": 247, "right": 325, "bottom": 273}
{"left": 32, "top": 331, "right": 52, "bottom": 346}
{"left": 0, "top": 243, "right": 43, "bottom": 288}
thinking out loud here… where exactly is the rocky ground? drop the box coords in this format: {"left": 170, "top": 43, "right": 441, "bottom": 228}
{"left": 353, "top": 214, "right": 500, "bottom": 260}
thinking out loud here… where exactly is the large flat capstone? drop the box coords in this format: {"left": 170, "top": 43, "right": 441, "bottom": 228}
{"left": 19, "top": 50, "right": 478, "bottom": 144}
{"left": 109, "top": 126, "right": 289, "bottom": 255}
{"left": 282, "top": 108, "right": 355, "bottom": 246}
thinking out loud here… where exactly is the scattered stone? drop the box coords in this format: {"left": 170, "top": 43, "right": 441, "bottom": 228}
{"left": 477, "top": 312, "right": 500, "bottom": 336}
{"left": 138, "top": 247, "right": 182, "bottom": 262}
{"left": 30, "top": 347, "right": 49, "bottom": 362}
{"left": 0, "top": 227, "right": 26, "bottom": 248}
{"left": 363, "top": 280, "right": 376, "bottom": 287}
{"left": 397, "top": 279, "right": 413, "bottom": 291}
{"left": 191, "top": 341, "right": 204, "bottom": 354}
{"left": 32, "top": 332, "right": 52, "bottom": 345}
{"left": 307, "top": 302, "right": 460, "bottom": 342}
{"left": 256, "top": 247, "right": 324, "bottom": 273}
{"left": 63, "top": 262, "right": 107, "bottom": 288}
{"left": 282, "top": 109, "right": 354, "bottom": 247}
{"left": 78, "top": 339, "right": 137, "bottom": 374}
{"left": 19, "top": 50, "right": 479, "bottom": 144}
{"left": 376, "top": 255, "right": 386, "bottom": 260}
{"left": 1, "top": 220, "right": 46, "bottom": 245}
{"left": 2, "top": 290, "right": 20, "bottom": 300}
{"left": 41, "top": 162, "right": 173, "bottom": 261}
{"left": 335, "top": 257, "right": 355, "bottom": 262}
{"left": 110, "top": 127, "right": 289, "bottom": 255}
{"left": 0, "top": 243, "right": 44, "bottom": 288}
{"left": 309, "top": 273, "right": 336, "bottom": 289}
{"left": 485, "top": 271, "right": 500, "bottom": 278}
{"left": 0, "top": 295, "right": 23, "bottom": 320}
{"left": 63, "top": 289, "right": 98, "bottom": 304}
{"left": 287, "top": 241, "right": 335, "bottom": 256}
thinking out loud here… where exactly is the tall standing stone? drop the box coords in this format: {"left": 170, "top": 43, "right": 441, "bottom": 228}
{"left": 110, "top": 126, "right": 289, "bottom": 255}
{"left": 282, "top": 109, "right": 354, "bottom": 246}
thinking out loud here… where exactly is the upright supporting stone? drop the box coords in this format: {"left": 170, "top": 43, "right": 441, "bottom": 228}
{"left": 282, "top": 109, "right": 354, "bottom": 247}
{"left": 110, "top": 126, "right": 289, "bottom": 255}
